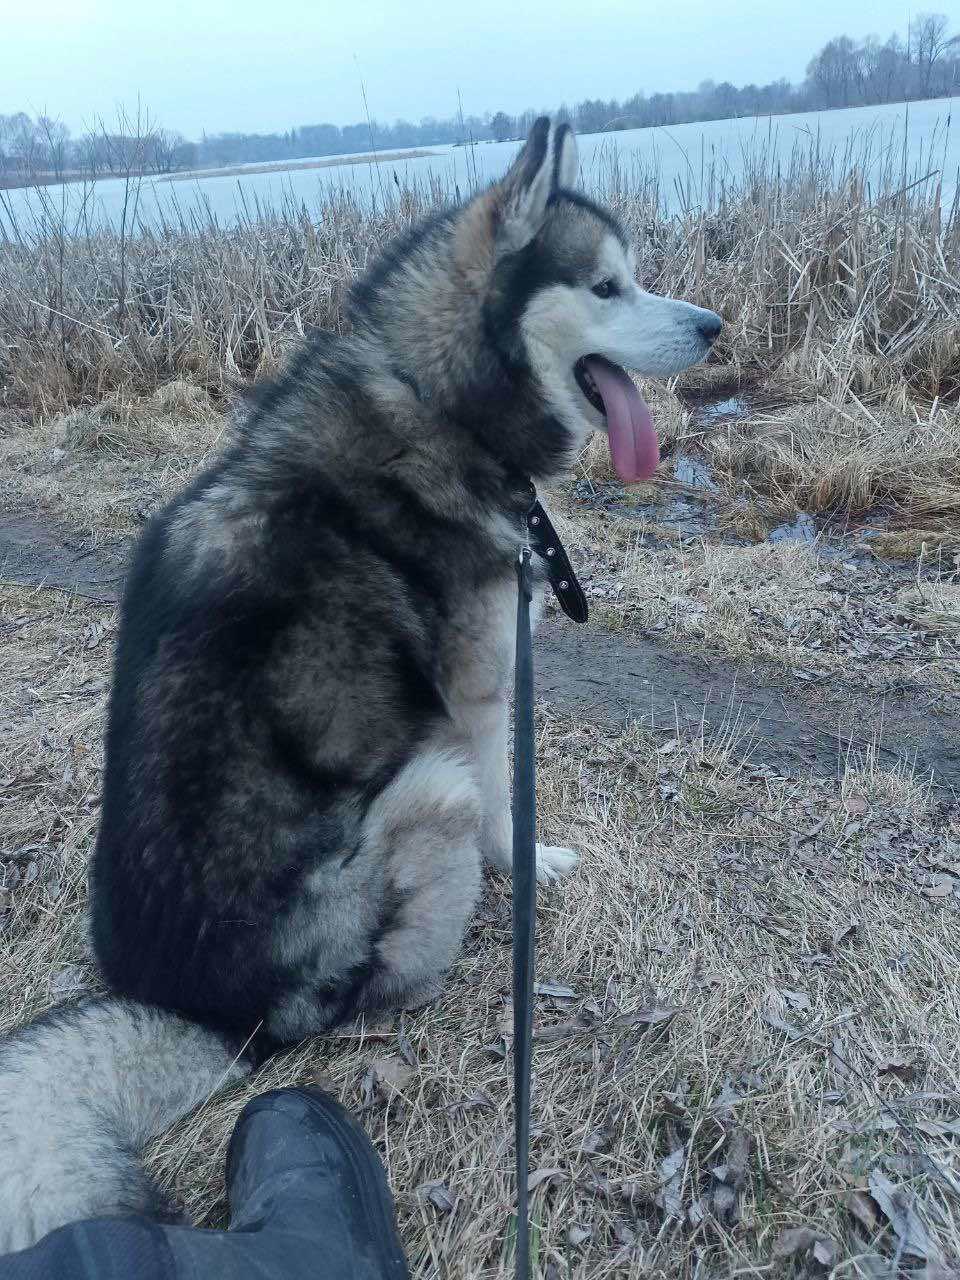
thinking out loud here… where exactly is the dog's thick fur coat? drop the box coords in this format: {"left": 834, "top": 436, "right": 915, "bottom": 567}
{"left": 0, "top": 119, "right": 720, "bottom": 1251}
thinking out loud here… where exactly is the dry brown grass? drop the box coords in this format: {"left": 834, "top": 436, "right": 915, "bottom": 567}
{"left": 1, "top": 135, "right": 958, "bottom": 418}
{"left": 542, "top": 470, "right": 960, "bottom": 698}
{"left": 0, "top": 389, "right": 220, "bottom": 543}
{"left": 705, "top": 398, "right": 960, "bottom": 535}
{"left": 571, "top": 385, "right": 960, "bottom": 571}
{"left": 4, "top": 582, "right": 960, "bottom": 1275}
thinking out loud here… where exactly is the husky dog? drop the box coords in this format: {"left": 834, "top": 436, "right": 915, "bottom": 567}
{"left": 0, "top": 118, "right": 720, "bottom": 1250}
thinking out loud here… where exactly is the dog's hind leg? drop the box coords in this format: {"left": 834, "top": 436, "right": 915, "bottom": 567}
{"left": 267, "top": 750, "right": 485, "bottom": 1042}
{"left": 357, "top": 748, "right": 485, "bottom": 1010}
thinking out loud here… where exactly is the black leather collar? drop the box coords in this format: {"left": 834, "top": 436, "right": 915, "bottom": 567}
{"left": 523, "top": 490, "right": 588, "bottom": 625}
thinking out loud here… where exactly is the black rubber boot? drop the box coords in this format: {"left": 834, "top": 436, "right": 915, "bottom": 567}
{"left": 0, "top": 1088, "right": 409, "bottom": 1280}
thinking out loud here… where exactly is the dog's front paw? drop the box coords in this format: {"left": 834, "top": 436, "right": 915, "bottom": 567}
{"left": 535, "top": 844, "right": 579, "bottom": 884}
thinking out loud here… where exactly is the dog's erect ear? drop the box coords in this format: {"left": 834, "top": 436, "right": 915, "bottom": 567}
{"left": 496, "top": 117, "right": 579, "bottom": 252}
{"left": 550, "top": 121, "right": 579, "bottom": 191}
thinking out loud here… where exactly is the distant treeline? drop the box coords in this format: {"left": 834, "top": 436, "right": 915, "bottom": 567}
{"left": 1, "top": 13, "right": 957, "bottom": 185}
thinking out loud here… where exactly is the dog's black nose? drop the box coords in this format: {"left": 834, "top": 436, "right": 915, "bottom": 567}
{"left": 697, "top": 313, "right": 723, "bottom": 343}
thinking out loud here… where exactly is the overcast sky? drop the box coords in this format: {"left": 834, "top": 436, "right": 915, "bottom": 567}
{"left": 4, "top": 0, "right": 926, "bottom": 138}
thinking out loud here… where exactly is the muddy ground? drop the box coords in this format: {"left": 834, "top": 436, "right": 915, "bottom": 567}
{"left": 3, "top": 506, "right": 958, "bottom": 789}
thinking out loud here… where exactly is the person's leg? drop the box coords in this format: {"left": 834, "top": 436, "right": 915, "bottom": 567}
{"left": 0, "top": 1089, "right": 408, "bottom": 1280}
{"left": 0, "top": 1217, "right": 177, "bottom": 1279}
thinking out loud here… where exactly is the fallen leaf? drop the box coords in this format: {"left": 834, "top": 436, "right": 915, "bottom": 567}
{"left": 875, "top": 1053, "right": 917, "bottom": 1081}
{"left": 613, "top": 1221, "right": 637, "bottom": 1248}
{"left": 847, "top": 1189, "right": 880, "bottom": 1233}
{"left": 782, "top": 989, "right": 812, "bottom": 1013}
{"left": 773, "top": 1225, "right": 838, "bottom": 1268}
{"left": 535, "top": 981, "right": 576, "bottom": 1000}
{"left": 763, "top": 1010, "right": 806, "bottom": 1041}
{"left": 916, "top": 1118, "right": 960, "bottom": 1139}
{"left": 813, "top": 1236, "right": 838, "bottom": 1267}
{"left": 923, "top": 874, "right": 956, "bottom": 899}
{"left": 798, "top": 815, "right": 831, "bottom": 846}
{"left": 830, "top": 1037, "right": 854, "bottom": 1082}
{"left": 566, "top": 1225, "right": 591, "bottom": 1248}
{"left": 581, "top": 1124, "right": 612, "bottom": 1155}
{"left": 868, "top": 1168, "right": 934, "bottom": 1260}
{"left": 528, "top": 1167, "right": 564, "bottom": 1192}
{"left": 613, "top": 1005, "right": 677, "bottom": 1029}
{"left": 446, "top": 1089, "right": 495, "bottom": 1112}
{"left": 656, "top": 1144, "right": 688, "bottom": 1220}
{"left": 710, "top": 1082, "right": 744, "bottom": 1118}
{"left": 854, "top": 1114, "right": 897, "bottom": 1135}
{"left": 710, "top": 1128, "right": 750, "bottom": 1224}
{"left": 416, "top": 1181, "right": 457, "bottom": 1215}
{"left": 368, "top": 1055, "right": 415, "bottom": 1096}
{"left": 886, "top": 1153, "right": 949, "bottom": 1185}
{"left": 774, "top": 1226, "right": 818, "bottom": 1259}
{"left": 844, "top": 793, "right": 868, "bottom": 817}
{"left": 395, "top": 1029, "right": 417, "bottom": 1068}
{"left": 832, "top": 916, "right": 860, "bottom": 948}
{"left": 687, "top": 1196, "right": 708, "bottom": 1228}
{"left": 533, "top": 1015, "right": 593, "bottom": 1042}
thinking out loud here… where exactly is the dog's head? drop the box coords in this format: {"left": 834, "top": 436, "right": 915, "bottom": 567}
{"left": 350, "top": 117, "right": 721, "bottom": 484}
{"left": 482, "top": 118, "right": 722, "bottom": 482}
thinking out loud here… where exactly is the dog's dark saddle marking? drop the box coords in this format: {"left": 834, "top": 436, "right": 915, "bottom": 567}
{"left": 527, "top": 499, "right": 588, "bottom": 624}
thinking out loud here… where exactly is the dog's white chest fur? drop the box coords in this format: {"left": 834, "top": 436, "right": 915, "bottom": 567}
{"left": 441, "top": 575, "right": 528, "bottom": 707}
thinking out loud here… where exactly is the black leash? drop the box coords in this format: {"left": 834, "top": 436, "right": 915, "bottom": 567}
{"left": 512, "top": 542, "right": 537, "bottom": 1280}
{"left": 512, "top": 493, "right": 586, "bottom": 1280}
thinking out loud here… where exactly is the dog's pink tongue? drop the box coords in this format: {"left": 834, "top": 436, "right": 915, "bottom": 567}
{"left": 583, "top": 357, "right": 659, "bottom": 483}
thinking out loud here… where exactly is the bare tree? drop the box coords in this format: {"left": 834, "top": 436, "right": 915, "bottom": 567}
{"left": 862, "top": 34, "right": 907, "bottom": 103}
{"left": 806, "top": 36, "right": 863, "bottom": 108}
{"left": 36, "top": 116, "right": 71, "bottom": 181}
{"left": 148, "top": 128, "right": 188, "bottom": 174}
{"left": 0, "top": 114, "right": 24, "bottom": 174}
{"left": 490, "top": 112, "right": 513, "bottom": 143}
{"left": 910, "top": 13, "right": 957, "bottom": 96}
{"left": 4, "top": 113, "right": 42, "bottom": 179}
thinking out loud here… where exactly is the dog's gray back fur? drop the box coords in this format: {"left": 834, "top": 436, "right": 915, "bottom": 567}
{"left": 0, "top": 118, "right": 718, "bottom": 1250}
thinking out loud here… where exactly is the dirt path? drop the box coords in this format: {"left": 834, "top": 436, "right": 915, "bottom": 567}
{"left": 535, "top": 618, "right": 960, "bottom": 789}
{"left": 4, "top": 510, "right": 958, "bottom": 789}
{"left": 0, "top": 514, "right": 127, "bottom": 601}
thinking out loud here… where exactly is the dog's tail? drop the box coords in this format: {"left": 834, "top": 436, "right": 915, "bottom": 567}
{"left": 0, "top": 997, "right": 250, "bottom": 1254}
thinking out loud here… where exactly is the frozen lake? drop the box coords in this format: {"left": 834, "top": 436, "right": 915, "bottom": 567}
{"left": 2, "top": 95, "right": 957, "bottom": 234}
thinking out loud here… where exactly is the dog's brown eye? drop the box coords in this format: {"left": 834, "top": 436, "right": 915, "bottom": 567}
{"left": 592, "top": 279, "right": 618, "bottom": 299}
